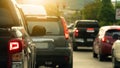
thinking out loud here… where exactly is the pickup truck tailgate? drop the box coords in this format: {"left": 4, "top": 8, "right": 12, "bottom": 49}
{"left": 77, "top": 28, "right": 99, "bottom": 38}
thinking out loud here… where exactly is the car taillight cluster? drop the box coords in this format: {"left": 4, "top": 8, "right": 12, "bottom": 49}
{"left": 61, "top": 17, "right": 69, "bottom": 39}
{"left": 74, "top": 28, "right": 79, "bottom": 37}
{"left": 8, "top": 38, "right": 24, "bottom": 54}
{"left": 102, "top": 37, "right": 107, "bottom": 42}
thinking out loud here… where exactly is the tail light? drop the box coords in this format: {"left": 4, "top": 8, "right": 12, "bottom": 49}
{"left": 64, "top": 56, "right": 69, "bottom": 61}
{"left": 74, "top": 28, "right": 79, "bottom": 37}
{"left": 61, "top": 17, "right": 69, "bottom": 39}
{"left": 8, "top": 38, "right": 24, "bottom": 54}
{"left": 102, "top": 37, "right": 107, "bottom": 42}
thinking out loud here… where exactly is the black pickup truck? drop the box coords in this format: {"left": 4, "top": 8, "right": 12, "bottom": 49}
{"left": 0, "top": 0, "right": 36, "bottom": 68}
{"left": 72, "top": 20, "right": 99, "bottom": 51}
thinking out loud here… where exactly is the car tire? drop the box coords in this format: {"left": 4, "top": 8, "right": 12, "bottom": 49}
{"left": 35, "top": 64, "right": 39, "bottom": 68}
{"left": 59, "top": 63, "right": 72, "bottom": 68}
{"left": 59, "top": 56, "right": 73, "bottom": 68}
{"left": 73, "top": 43, "right": 77, "bottom": 51}
{"left": 113, "top": 57, "right": 120, "bottom": 68}
{"left": 93, "top": 51, "right": 97, "bottom": 58}
{"left": 98, "top": 53, "right": 104, "bottom": 61}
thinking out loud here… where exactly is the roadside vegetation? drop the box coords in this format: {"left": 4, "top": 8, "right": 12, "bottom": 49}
{"left": 81, "top": 0, "right": 116, "bottom": 26}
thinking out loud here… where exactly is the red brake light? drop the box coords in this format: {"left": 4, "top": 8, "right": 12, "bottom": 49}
{"left": 65, "top": 31, "right": 69, "bottom": 39}
{"left": 74, "top": 28, "right": 79, "bottom": 37}
{"left": 102, "top": 37, "right": 107, "bottom": 42}
{"left": 87, "top": 28, "right": 94, "bottom": 30}
{"left": 8, "top": 38, "right": 23, "bottom": 53}
{"left": 10, "top": 42, "right": 19, "bottom": 51}
{"left": 87, "top": 28, "right": 94, "bottom": 32}
{"left": 61, "top": 17, "right": 69, "bottom": 39}
{"left": 75, "top": 28, "right": 79, "bottom": 33}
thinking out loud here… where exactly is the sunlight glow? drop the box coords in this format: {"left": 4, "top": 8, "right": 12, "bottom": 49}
{"left": 17, "top": 0, "right": 58, "bottom": 5}
{"left": 20, "top": 4, "right": 47, "bottom": 16}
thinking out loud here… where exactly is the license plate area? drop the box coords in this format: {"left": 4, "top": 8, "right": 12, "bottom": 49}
{"left": 12, "top": 62, "right": 22, "bottom": 68}
{"left": 86, "top": 28, "right": 94, "bottom": 32}
{"left": 75, "top": 38, "right": 84, "bottom": 42}
{"left": 87, "top": 38, "right": 93, "bottom": 41}
{"left": 45, "top": 61, "right": 53, "bottom": 65}
{"left": 36, "top": 43, "right": 49, "bottom": 49}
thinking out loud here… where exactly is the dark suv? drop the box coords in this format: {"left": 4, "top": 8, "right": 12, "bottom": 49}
{"left": 72, "top": 20, "right": 99, "bottom": 50}
{"left": 25, "top": 16, "right": 73, "bottom": 68}
{"left": 0, "top": 0, "right": 36, "bottom": 68}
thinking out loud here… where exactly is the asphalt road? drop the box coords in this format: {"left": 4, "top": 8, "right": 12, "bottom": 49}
{"left": 73, "top": 47, "right": 112, "bottom": 68}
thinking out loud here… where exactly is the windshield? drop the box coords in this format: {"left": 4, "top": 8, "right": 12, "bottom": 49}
{"left": 105, "top": 29, "right": 120, "bottom": 36}
{"left": 76, "top": 22, "right": 99, "bottom": 28}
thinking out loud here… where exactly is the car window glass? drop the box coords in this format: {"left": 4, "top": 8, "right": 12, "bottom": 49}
{"left": 76, "top": 22, "right": 99, "bottom": 28}
{"left": 0, "top": 8, "right": 15, "bottom": 27}
{"left": 105, "top": 29, "right": 120, "bottom": 36}
{"left": 27, "top": 20, "right": 61, "bottom": 35}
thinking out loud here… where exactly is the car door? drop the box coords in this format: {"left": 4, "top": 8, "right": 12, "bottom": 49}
{"left": 14, "top": 4, "right": 36, "bottom": 68}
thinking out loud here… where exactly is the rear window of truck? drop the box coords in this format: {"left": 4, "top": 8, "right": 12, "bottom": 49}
{"left": 76, "top": 22, "right": 99, "bottom": 28}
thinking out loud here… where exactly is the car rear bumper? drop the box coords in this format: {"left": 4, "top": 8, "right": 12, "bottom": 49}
{"left": 73, "top": 42, "right": 93, "bottom": 46}
{"left": 101, "top": 43, "right": 112, "bottom": 55}
{"left": 36, "top": 47, "right": 72, "bottom": 55}
{"left": 73, "top": 38, "right": 94, "bottom": 46}
{"left": 36, "top": 48, "right": 73, "bottom": 66}
{"left": 36, "top": 55, "right": 70, "bottom": 66}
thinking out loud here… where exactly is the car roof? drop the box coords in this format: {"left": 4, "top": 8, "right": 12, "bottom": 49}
{"left": 75, "top": 20, "right": 98, "bottom": 23}
{"left": 100, "top": 25, "right": 120, "bottom": 31}
{"left": 99, "top": 25, "right": 120, "bottom": 38}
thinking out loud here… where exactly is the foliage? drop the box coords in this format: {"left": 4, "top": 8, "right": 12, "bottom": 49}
{"left": 81, "top": 0, "right": 101, "bottom": 20}
{"left": 99, "top": 21, "right": 114, "bottom": 27}
{"left": 98, "top": 0, "right": 115, "bottom": 23}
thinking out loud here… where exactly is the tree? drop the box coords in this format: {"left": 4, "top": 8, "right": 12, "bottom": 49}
{"left": 81, "top": 0, "right": 101, "bottom": 20}
{"left": 98, "top": 0, "right": 115, "bottom": 23}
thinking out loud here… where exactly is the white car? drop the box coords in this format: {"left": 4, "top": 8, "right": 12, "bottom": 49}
{"left": 112, "top": 36, "right": 120, "bottom": 68}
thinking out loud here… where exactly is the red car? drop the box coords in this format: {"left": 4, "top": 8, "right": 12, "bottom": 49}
{"left": 93, "top": 25, "right": 120, "bottom": 61}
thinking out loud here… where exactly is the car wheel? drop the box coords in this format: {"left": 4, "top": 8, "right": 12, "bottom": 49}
{"left": 59, "top": 56, "right": 73, "bottom": 68}
{"left": 113, "top": 57, "right": 120, "bottom": 68}
{"left": 59, "top": 63, "right": 72, "bottom": 68}
{"left": 98, "top": 53, "right": 104, "bottom": 61}
{"left": 35, "top": 64, "right": 39, "bottom": 68}
{"left": 93, "top": 51, "right": 97, "bottom": 58}
{"left": 73, "top": 43, "right": 77, "bottom": 51}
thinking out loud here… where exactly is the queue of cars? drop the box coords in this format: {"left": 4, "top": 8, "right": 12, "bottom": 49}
{"left": 93, "top": 25, "right": 120, "bottom": 61}
{"left": 2, "top": 0, "right": 120, "bottom": 68}
{"left": 68, "top": 20, "right": 120, "bottom": 68}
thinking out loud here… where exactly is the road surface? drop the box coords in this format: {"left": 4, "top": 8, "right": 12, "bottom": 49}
{"left": 73, "top": 47, "right": 112, "bottom": 68}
